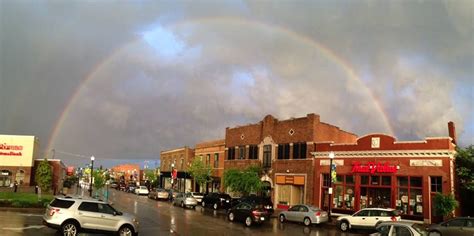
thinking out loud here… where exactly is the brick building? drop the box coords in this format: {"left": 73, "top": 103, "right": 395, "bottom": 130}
{"left": 110, "top": 163, "right": 141, "bottom": 183}
{"left": 194, "top": 139, "right": 226, "bottom": 193}
{"left": 225, "top": 113, "right": 357, "bottom": 207}
{"left": 311, "top": 122, "right": 457, "bottom": 224}
{"left": 32, "top": 159, "right": 67, "bottom": 195}
{"left": 160, "top": 146, "right": 194, "bottom": 192}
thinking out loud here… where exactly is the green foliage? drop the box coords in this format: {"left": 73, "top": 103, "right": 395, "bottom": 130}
{"left": 35, "top": 158, "right": 52, "bottom": 192}
{"left": 0, "top": 192, "right": 54, "bottom": 208}
{"left": 145, "top": 169, "right": 158, "bottom": 183}
{"left": 433, "top": 193, "right": 458, "bottom": 217}
{"left": 63, "top": 176, "right": 78, "bottom": 188}
{"left": 188, "top": 157, "right": 213, "bottom": 189}
{"left": 455, "top": 145, "right": 474, "bottom": 191}
{"left": 93, "top": 169, "right": 106, "bottom": 190}
{"left": 223, "top": 165, "right": 262, "bottom": 196}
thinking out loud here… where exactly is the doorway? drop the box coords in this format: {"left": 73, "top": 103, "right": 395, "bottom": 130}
{"left": 361, "top": 187, "right": 391, "bottom": 208}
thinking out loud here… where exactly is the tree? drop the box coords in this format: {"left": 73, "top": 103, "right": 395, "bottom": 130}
{"left": 455, "top": 145, "right": 474, "bottom": 191}
{"left": 223, "top": 165, "right": 262, "bottom": 196}
{"left": 188, "top": 157, "right": 212, "bottom": 192}
{"left": 433, "top": 193, "right": 458, "bottom": 218}
{"left": 93, "top": 169, "right": 106, "bottom": 190}
{"left": 35, "top": 158, "right": 53, "bottom": 192}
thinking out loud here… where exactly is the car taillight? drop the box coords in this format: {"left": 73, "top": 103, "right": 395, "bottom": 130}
{"left": 252, "top": 210, "right": 261, "bottom": 216}
{"left": 391, "top": 216, "right": 397, "bottom": 221}
{"left": 315, "top": 211, "right": 321, "bottom": 216}
{"left": 49, "top": 208, "right": 60, "bottom": 216}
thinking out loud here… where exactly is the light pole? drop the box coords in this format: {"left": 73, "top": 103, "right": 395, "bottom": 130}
{"left": 89, "top": 156, "right": 95, "bottom": 197}
{"left": 328, "top": 151, "right": 335, "bottom": 221}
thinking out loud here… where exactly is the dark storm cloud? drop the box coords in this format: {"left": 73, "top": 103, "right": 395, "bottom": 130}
{"left": 1, "top": 0, "right": 472, "bottom": 167}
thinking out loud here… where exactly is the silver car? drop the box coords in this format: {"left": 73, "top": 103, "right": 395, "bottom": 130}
{"left": 43, "top": 196, "right": 139, "bottom": 236}
{"left": 373, "top": 221, "right": 428, "bottom": 236}
{"left": 190, "top": 192, "right": 204, "bottom": 203}
{"left": 148, "top": 188, "right": 169, "bottom": 201}
{"left": 428, "top": 217, "right": 474, "bottom": 236}
{"left": 279, "top": 204, "right": 329, "bottom": 226}
{"left": 173, "top": 192, "right": 198, "bottom": 209}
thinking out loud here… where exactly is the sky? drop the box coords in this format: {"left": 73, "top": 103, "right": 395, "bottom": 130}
{"left": 1, "top": 0, "right": 473, "bottom": 169}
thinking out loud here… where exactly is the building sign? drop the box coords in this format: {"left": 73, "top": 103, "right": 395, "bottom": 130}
{"left": 351, "top": 161, "right": 398, "bottom": 174}
{"left": 0, "top": 143, "right": 23, "bottom": 156}
{"left": 275, "top": 175, "right": 305, "bottom": 185}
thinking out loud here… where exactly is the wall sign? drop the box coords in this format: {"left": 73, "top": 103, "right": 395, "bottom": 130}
{"left": 0, "top": 143, "right": 23, "bottom": 156}
{"left": 351, "top": 161, "right": 398, "bottom": 174}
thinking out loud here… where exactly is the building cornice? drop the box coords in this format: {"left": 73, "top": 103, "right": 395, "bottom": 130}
{"left": 311, "top": 150, "right": 456, "bottom": 158}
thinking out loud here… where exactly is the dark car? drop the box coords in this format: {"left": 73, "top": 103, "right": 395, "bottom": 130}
{"left": 428, "top": 217, "right": 474, "bottom": 236}
{"left": 237, "top": 195, "right": 274, "bottom": 214}
{"left": 201, "top": 192, "right": 232, "bottom": 210}
{"left": 228, "top": 202, "right": 272, "bottom": 227}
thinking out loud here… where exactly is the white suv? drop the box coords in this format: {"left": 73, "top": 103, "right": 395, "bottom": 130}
{"left": 336, "top": 208, "right": 401, "bottom": 232}
{"left": 43, "top": 196, "right": 139, "bottom": 236}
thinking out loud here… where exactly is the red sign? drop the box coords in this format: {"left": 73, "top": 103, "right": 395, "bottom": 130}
{"left": 0, "top": 143, "right": 23, "bottom": 156}
{"left": 352, "top": 161, "right": 398, "bottom": 174}
{"left": 171, "top": 169, "right": 178, "bottom": 179}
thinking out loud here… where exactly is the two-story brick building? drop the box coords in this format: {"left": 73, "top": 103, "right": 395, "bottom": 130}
{"left": 160, "top": 146, "right": 194, "bottom": 192}
{"left": 194, "top": 139, "right": 226, "bottom": 193}
{"left": 224, "top": 113, "right": 357, "bottom": 208}
{"left": 311, "top": 122, "right": 457, "bottom": 224}
{"left": 110, "top": 163, "right": 141, "bottom": 184}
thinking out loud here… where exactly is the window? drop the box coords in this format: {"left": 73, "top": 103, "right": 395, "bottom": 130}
{"left": 248, "top": 145, "right": 258, "bottom": 159}
{"left": 78, "top": 202, "right": 98, "bottom": 212}
{"left": 292, "top": 142, "right": 307, "bottom": 159}
{"left": 98, "top": 204, "right": 116, "bottom": 215}
{"left": 397, "top": 176, "right": 423, "bottom": 216}
{"left": 238, "top": 146, "right": 245, "bottom": 159}
{"left": 180, "top": 158, "right": 184, "bottom": 169}
{"left": 227, "top": 147, "right": 235, "bottom": 160}
{"left": 430, "top": 176, "right": 442, "bottom": 193}
{"left": 206, "top": 154, "right": 211, "bottom": 165}
{"left": 354, "top": 210, "right": 369, "bottom": 216}
{"left": 263, "top": 145, "right": 272, "bottom": 168}
{"left": 361, "top": 175, "right": 369, "bottom": 185}
{"left": 213, "top": 153, "right": 219, "bottom": 168}
{"left": 277, "top": 143, "right": 290, "bottom": 159}
{"left": 333, "top": 175, "right": 355, "bottom": 210}
{"left": 322, "top": 174, "right": 330, "bottom": 187}
{"left": 50, "top": 199, "right": 75, "bottom": 208}
{"left": 392, "top": 226, "right": 412, "bottom": 236}
{"left": 446, "top": 219, "right": 465, "bottom": 227}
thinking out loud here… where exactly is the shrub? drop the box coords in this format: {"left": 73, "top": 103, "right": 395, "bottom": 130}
{"left": 433, "top": 193, "right": 458, "bottom": 217}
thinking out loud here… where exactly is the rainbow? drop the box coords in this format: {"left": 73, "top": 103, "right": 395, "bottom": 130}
{"left": 46, "top": 16, "right": 394, "bottom": 155}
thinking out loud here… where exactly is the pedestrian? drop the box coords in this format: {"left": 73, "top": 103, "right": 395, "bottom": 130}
{"left": 14, "top": 181, "right": 18, "bottom": 193}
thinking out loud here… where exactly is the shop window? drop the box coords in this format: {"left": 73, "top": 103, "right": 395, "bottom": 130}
{"left": 227, "top": 147, "right": 235, "bottom": 160}
{"left": 396, "top": 176, "right": 423, "bottom": 217}
{"left": 238, "top": 146, "right": 245, "bottom": 160}
{"left": 346, "top": 175, "right": 354, "bottom": 184}
{"left": 430, "top": 176, "right": 442, "bottom": 193}
{"left": 277, "top": 144, "right": 290, "bottom": 159}
{"left": 361, "top": 175, "right": 369, "bottom": 185}
{"left": 371, "top": 176, "right": 380, "bottom": 185}
{"left": 382, "top": 176, "right": 391, "bottom": 186}
{"left": 278, "top": 185, "right": 291, "bottom": 206}
{"left": 15, "top": 170, "right": 25, "bottom": 185}
{"left": 335, "top": 175, "right": 343, "bottom": 184}
{"left": 248, "top": 145, "right": 258, "bottom": 159}
{"left": 333, "top": 175, "right": 355, "bottom": 210}
{"left": 322, "top": 174, "right": 330, "bottom": 187}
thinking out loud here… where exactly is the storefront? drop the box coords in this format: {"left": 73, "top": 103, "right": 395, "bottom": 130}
{"left": 312, "top": 133, "right": 456, "bottom": 224}
{"left": 274, "top": 174, "right": 306, "bottom": 209}
{"left": 0, "top": 135, "right": 39, "bottom": 187}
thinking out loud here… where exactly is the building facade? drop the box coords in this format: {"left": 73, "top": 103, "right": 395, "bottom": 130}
{"left": 160, "top": 146, "right": 194, "bottom": 192}
{"left": 311, "top": 129, "right": 456, "bottom": 224}
{"left": 194, "top": 139, "right": 226, "bottom": 193}
{"left": 0, "top": 135, "right": 40, "bottom": 187}
{"left": 224, "top": 114, "right": 357, "bottom": 207}
{"left": 110, "top": 163, "right": 141, "bottom": 184}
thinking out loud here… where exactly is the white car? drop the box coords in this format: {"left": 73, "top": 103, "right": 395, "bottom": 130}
{"left": 134, "top": 186, "right": 149, "bottom": 195}
{"left": 336, "top": 208, "right": 401, "bottom": 232}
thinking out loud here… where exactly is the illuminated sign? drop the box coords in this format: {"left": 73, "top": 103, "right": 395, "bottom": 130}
{"left": 351, "top": 161, "right": 397, "bottom": 174}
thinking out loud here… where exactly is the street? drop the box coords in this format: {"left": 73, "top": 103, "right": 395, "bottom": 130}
{"left": 0, "top": 189, "right": 374, "bottom": 236}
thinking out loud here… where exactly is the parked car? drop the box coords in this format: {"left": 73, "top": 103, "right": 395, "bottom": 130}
{"left": 201, "top": 192, "right": 232, "bottom": 210}
{"left": 110, "top": 182, "right": 119, "bottom": 189}
{"left": 148, "top": 188, "right": 169, "bottom": 201}
{"left": 190, "top": 192, "right": 204, "bottom": 203}
{"left": 238, "top": 195, "right": 274, "bottom": 214}
{"left": 227, "top": 202, "right": 272, "bottom": 227}
{"left": 279, "top": 204, "right": 328, "bottom": 226}
{"left": 336, "top": 208, "right": 401, "bottom": 232}
{"left": 126, "top": 185, "right": 136, "bottom": 193}
{"left": 43, "top": 196, "right": 139, "bottom": 236}
{"left": 134, "top": 186, "right": 149, "bottom": 195}
{"left": 428, "top": 217, "right": 474, "bottom": 236}
{"left": 372, "top": 221, "right": 428, "bottom": 236}
{"left": 173, "top": 192, "right": 198, "bottom": 209}
{"left": 166, "top": 189, "right": 179, "bottom": 200}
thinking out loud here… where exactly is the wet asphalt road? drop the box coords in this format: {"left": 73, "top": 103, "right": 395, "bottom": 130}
{"left": 0, "top": 189, "right": 374, "bottom": 236}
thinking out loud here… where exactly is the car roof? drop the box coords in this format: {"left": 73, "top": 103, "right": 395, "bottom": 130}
{"left": 55, "top": 195, "right": 106, "bottom": 203}
{"left": 359, "top": 208, "right": 396, "bottom": 211}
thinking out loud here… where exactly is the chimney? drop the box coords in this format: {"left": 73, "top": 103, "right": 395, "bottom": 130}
{"left": 448, "top": 121, "right": 457, "bottom": 145}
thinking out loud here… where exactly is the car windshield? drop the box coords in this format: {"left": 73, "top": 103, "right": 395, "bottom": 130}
{"left": 412, "top": 223, "right": 428, "bottom": 234}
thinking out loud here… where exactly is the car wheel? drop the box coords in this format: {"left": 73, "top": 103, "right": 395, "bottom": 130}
{"left": 339, "top": 220, "right": 349, "bottom": 232}
{"left": 245, "top": 216, "right": 252, "bottom": 227}
{"left": 279, "top": 214, "right": 286, "bottom": 223}
{"left": 303, "top": 217, "right": 311, "bottom": 226}
{"left": 429, "top": 230, "right": 442, "bottom": 236}
{"left": 228, "top": 212, "right": 235, "bottom": 222}
{"left": 61, "top": 221, "right": 78, "bottom": 236}
{"left": 181, "top": 202, "right": 185, "bottom": 208}
{"left": 213, "top": 203, "right": 218, "bottom": 210}
{"left": 118, "top": 225, "right": 134, "bottom": 236}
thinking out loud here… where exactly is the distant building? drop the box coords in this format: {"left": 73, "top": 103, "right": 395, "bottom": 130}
{"left": 0, "top": 134, "right": 41, "bottom": 187}
{"left": 194, "top": 139, "right": 226, "bottom": 193}
{"left": 110, "top": 163, "right": 140, "bottom": 183}
{"left": 160, "top": 146, "right": 194, "bottom": 192}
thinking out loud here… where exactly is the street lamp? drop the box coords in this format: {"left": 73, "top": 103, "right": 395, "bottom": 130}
{"left": 328, "top": 151, "right": 335, "bottom": 221}
{"left": 89, "top": 156, "right": 95, "bottom": 197}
